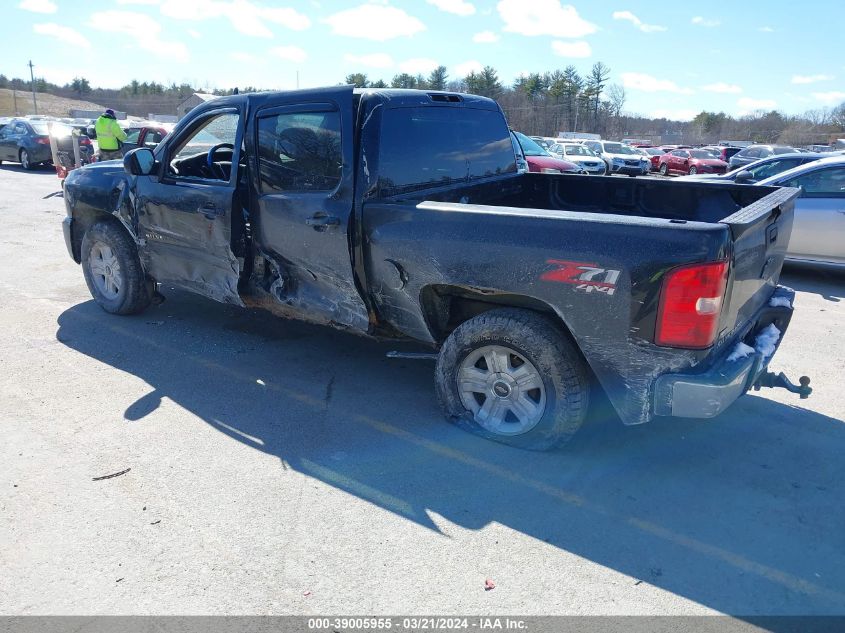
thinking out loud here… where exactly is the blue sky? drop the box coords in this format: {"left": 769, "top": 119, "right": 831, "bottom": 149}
{"left": 5, "top": 0, "right": 845, "bottom": 120}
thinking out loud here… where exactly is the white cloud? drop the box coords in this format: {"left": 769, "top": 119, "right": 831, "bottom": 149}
{"left": 791, "top": 74, "right": 834, "bottom": 84}
{"left": 737, "top": 97, "right": 777, "bottom": 114}
{"left": 159, "top": 0, "right": 310, "bottom": 38}
{"left": 344, "top": 53, "right": 394, "bottom": 68}
{"left": 426, "top": 0, "right": 475, "bottom": 16}
{"left": 18, "top": 0, "right": 56, "bottom": 13}
{"left": 270, "top": 45, "right": 307, "bottom": 63}
{"left": 232, "top": 51, "right": 256, "bottom": 63}
{"left": 497, "top": 0, "right": 596, "bottom": 37}
{"left": 454, "top": 60, "right": 483, "bottom": 77}
{"left": 473, "top": 30, "right": 499, "bottom": 43}
{"left": 612, "top": 11, "right": 666, "bottom": 33}
{"left": 33, "top": 23, "right": 91, "bottom": 48}
{"left": 89, "top": 10, "right": 190, "bottom": 63}
{"left": 702, "top": 82, "right": 742, "bottom": 94}
{"left": 691, "top": 16, "right": 720, "bottom": 27}
{"left": 811, "top": 91, "right": 845, "bottom": 105}
{"left": 621, "top": 72, "right": 694, "bottom": 94}
{"left": 400, "top": 58, "right": 439, "bottom": 74}
{"left": 758, "top": 26, "right": 774, "bottom": 32}
{"left": 324, "top": 4, "right": 425, "bottom": 41}
{"left": 551, "top": 40, "right": 591, "bottom": 58}
{"left": 116, "top": 0, "right": 161, "bottom": 4}
{"left": 651, "top": 109, "right": 699, "bottom": 121}
{"left": 187, "top": 28, "right": 201, "bottom": 38}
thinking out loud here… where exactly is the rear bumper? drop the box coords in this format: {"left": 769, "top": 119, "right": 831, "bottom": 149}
{"left": 652, "top": 286, "right": 795, "bottom": 418}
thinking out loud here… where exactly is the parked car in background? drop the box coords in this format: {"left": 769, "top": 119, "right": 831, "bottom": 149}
{"left": 119, "top": 124, "right": 173, "bottom": 156}
{"left": 547, "top": 142, "right": 606, "bottom": 174}
{"left": 511, "top": 131, "right": 584, "bottom": 174}
{"left": 756, "top": 155, "right": 845, "bottom": 267}
{"left": 676, "top": 152, "right": 825, "bottom": 184}
{"left": 529, "top": 136, "right": 552, "bottom": 150}
{"left": 582, "top": 140, "right": 649, "bottom": 176}
{"left": 658, "top": 148, "right": 728, "bottom": 176}
{"left": 635, "top": 147, "right": 666, "bottom": 172}
{"left": 0, "top": 118, "right": 94, "bottom": 170}
{"left": 729, "top": 144, "right": 798, "bottom": 171}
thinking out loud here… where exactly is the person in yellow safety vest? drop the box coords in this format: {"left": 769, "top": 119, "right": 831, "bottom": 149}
{"left": 94, "top": 108, "right": 127, "bottom": 161}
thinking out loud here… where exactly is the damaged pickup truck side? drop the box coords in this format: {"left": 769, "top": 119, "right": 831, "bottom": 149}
{"left": 62, "top": 87, "right": 810, "bottom": 450}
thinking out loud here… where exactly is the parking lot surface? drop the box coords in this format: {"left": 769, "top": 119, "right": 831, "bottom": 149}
{"left": 1, "top": 164, "right": 844, "bottom": 615}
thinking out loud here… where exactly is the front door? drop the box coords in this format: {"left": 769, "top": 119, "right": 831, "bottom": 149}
{"left": 247, "top": 86, "right": 369, "bottom": 331}
{"left": 135, "top": 107, "right": 244, "bottom": 304}
{"left": 782, "top": 164, "right": 845, "bottom": 264}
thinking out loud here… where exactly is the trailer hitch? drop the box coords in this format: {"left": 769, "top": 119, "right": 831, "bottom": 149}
{"left": 753, "top": 371, "right": 812, "bottom": 399}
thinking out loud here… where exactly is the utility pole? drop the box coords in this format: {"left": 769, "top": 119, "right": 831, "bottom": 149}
{"left": 28, "top": 60, "right": 38, "bottom": 115}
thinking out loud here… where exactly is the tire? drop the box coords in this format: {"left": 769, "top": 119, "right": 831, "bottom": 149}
{"left": 659, "top": 163, "right": 668, "bottom": 176}
{"left": 689, "top": 166, "right": 697, "bottom": 175}
{"left": 81, "top": 220, "right": 152, "bottom": 315}
{"left": 435, "top": 308, "right": 590, "bottom": 451}
{"left": 19, "top": 149, "right": 33, "bottom": 171}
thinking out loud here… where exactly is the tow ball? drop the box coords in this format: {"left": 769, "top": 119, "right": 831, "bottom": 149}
{"left": 753, "top": 371, "right": 812, "bottom": 399}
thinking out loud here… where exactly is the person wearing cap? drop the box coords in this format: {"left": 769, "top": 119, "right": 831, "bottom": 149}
{"left": 94, "top": 108, "right": 127, "bottom": 161}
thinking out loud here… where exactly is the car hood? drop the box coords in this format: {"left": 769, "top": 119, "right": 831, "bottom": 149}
{"left": 605, "top": 152, "right": 646, "bottom": 160}
{"left": 526, "top": 155, "right": 580, "bottom": 171}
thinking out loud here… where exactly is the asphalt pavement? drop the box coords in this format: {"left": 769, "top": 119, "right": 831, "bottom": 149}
{"left": 1, "top": 163, "right": 844, "bottom": 616}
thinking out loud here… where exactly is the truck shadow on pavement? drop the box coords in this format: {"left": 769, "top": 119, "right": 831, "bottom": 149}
{"left": 56, "top": 293, "right": 845, "bottom": 615}
{"left": 781, "top": 266, "right": 845, "bottom": 303}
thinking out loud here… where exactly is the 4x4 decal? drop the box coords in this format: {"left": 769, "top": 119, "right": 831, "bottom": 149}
{"left": 540, "top": 259, "right": 621, "bottom": 296}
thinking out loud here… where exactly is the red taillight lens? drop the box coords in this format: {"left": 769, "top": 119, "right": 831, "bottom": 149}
{"left": 35, "top": 136, "right": 51, "bottom": 145}
{"left": 655, "top": 261, "right": 729, "bottom": 349}
{"left": 79, "top": 137, "right": 91, "bottom": 145}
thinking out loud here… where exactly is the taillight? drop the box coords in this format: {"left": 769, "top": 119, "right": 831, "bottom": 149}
{"left": 655, "top": 261, "right": 729, "bottom": 349}
{"left": 79, "top": 137, "right": 91, "bottom": 145}
{"left": 35, "top": 136, "right": 51, "bottom": 145}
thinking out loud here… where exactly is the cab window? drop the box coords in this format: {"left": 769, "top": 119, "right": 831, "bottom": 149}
{"left": 256, "top": 110, "right": 342, "bottom": 193}
{"left": 167, "top": 112, "right": 239, "bottom": 181}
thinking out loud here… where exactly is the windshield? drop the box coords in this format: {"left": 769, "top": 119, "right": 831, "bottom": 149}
{"left": 513, "top": 131, "right": 550, "bottom": 157}
{"left": 690, "top": 150, "right": 715, "bottom": 159}
{"left": 773, "top": 146, "right": 796, "bottom": 154}
{"left": 561, "top": 144, "right": 592, "bottom": 156}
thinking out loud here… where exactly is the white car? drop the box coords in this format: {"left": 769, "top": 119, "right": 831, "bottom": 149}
{"left": 582, "top": 140, "right": 650, "bottom": 176}
{"left": 548, "top": 142, "right": 606, "bottom": 175}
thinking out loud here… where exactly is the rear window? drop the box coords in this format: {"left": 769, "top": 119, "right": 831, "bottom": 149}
{"left": 378, "top": 106, "right": 516, "bottom": 195}
{"left": 773, "top": 146, "right": 796, "bottom": 154}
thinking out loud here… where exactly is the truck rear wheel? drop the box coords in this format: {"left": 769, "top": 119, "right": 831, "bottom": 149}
{"left": 81, "top": 220, "right": 152, "bottom": 315}
{"left": 435, "top": 308, "right": 590, "bottom": 451}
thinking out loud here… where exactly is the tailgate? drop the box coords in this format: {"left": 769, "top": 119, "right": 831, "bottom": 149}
{"left": 716, "top": 185, "right": 800, "bottom": 346}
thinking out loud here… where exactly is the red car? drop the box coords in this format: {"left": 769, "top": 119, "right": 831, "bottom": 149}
{"left": 512, "top": 131, "right": 584, "bottom": 174}
{"left": 658, "top": 148, "right": 728, "bottom": 176}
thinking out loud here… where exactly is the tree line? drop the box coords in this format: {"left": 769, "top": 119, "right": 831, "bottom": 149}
{"left": 2, "top": 66, "right": 843, "bottom": 145}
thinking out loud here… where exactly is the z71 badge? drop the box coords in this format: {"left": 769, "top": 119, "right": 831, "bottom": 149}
{"left": 540, "top": 259, "right": 621, "bottom": 296}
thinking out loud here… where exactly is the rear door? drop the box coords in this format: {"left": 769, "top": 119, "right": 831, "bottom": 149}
{"left": 248, "top": 86, "right": 369, "bottom": 331}
{"left": 780, "top": 164, "right": 845, "bottom": 264}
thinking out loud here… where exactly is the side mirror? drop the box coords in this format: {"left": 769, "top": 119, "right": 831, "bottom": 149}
{"left": 734, "top": 170, "right": 753, "bottom": 184}
{"left": 124, "top": 147, "right": 155, "bottom": 176}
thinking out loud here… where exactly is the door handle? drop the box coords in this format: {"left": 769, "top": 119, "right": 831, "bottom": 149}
{"left": 305, "top": 214, "right": 340, "bottom": 229}
{"left": 198, "top": 203, "right": 220, "bottom": 219}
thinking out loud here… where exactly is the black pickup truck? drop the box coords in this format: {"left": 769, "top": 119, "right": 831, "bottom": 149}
{"left": 61, "top": 87, "right": 810, "bottom": 450}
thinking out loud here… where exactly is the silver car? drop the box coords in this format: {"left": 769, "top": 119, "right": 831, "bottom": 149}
{"left": 548, "top": 142, "right": 606, "bottom": 174}
{"left": 757, "top": 155, "right": 845, "bottom": 267}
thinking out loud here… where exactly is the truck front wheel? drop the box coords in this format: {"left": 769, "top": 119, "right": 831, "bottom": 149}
{"left": 81, "top": 220, "right": 152, "bottom": 315}
{"left": 435, "top": 308, "right": 590, "bottom": 451}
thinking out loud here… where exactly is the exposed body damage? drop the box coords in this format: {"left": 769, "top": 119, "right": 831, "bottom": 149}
{"left": 63, "top": 86, "right": 809, "bottom": 444}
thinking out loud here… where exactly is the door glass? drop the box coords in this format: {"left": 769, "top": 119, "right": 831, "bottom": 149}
{"left": 784, "top": 167, "right": 845, "bottom": 197}
{"left": 256, "top": 110, "right": 342, "bottom": 193}
{"left": 167, "top": 112, "right": 239, "bottom": 180}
